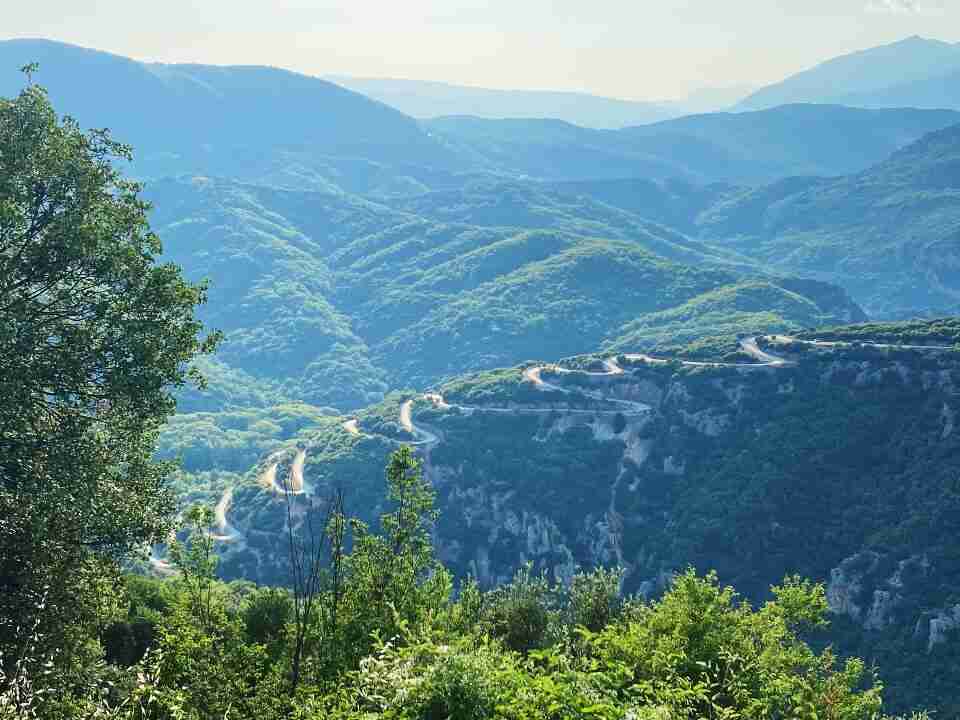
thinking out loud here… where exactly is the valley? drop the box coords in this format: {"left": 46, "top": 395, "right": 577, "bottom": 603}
{"left": 149, "top": 321, "right": 960, "bottom": 712}
{"left": 5, "top": 30, "right": 960, "bottom": 718}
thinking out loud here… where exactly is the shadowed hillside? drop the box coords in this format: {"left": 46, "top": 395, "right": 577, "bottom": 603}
{"left": 427, "top": 104, "right": 960, "bottom": 184}
{"left": 698, "top": 122, "right": 960, "bottom": 316}
{"left": 149, "top": 176, "right": 864, "bottom": 410}
{"left": 0, "top": 38, "right": 461, "bottom": 193}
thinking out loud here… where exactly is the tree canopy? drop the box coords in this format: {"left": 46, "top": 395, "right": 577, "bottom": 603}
{"left": 0, "top": 77, "right": 217, "bottom": 668}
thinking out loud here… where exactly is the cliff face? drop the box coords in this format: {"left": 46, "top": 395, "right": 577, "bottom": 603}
{"left": 406, "top": 347, "right": 960, "bottom": 664}
{"left": 210, "top": 341, "right": 960, "bottom": 711}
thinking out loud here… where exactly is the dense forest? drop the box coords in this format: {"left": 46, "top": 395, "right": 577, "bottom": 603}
{"left": 7, "top": 27, "right": 960, "bottom": 715}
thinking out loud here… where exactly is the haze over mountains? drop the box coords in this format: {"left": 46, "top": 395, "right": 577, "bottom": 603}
{"left": 7, "top": 28, "right": 960, "bottom": 716}
{"left": 5, "top": 37, "right": 959, "bottom": 193}
{"left": 330, "top": 37, "right": 960, "bottom": 126}
{"left": 0, "top": 38, "right": 462, "bottom": 194}
{"left": 696, "top": 122, "right": 960, "bottom": 316}
{"left": 326, "top": 75, "right": 753, "bottom": 129}
{"left": 428, "top": 105, "right": 960, "bottom": 184}
{"left": 2, "top": 36, "right": 956, "bottom": 397}
{"left": 739, "top": 35, "right": 960, "bottom": 111}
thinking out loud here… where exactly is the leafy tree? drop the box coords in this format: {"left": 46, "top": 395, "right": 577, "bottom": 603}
{"left": 566, "top": 567, "right": 624, "bottom": 634}
{"left": 0, "top": 74, "right": 217, "bottom": 683}
{"left": 481, "top": 564, "right": 557, "bottom": 654}
{"left": 592, "top": 571, "right": 883, "bottom": 719}
{"left": 168, "top": 505, "right": 218, "bottom": 630}
{"left": 240, "top": 586, "right": 292, "bottom": 653}
{"left": 340, "top": 446, "right": 451, "bottom": 668}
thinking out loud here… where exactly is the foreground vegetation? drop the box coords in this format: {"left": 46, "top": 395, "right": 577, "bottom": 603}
{"left": 0, "top": 70, "right": 943, "bottom": 718}
{"left": 3, "top": 446, "right": 915, "bottom": 720}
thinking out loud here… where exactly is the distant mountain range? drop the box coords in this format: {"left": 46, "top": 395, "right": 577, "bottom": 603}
{"left": 738, "top": 36, "right": 960, "bottom": 111}
{"left": 0, "top": 38, "right": 462, "bottom": 192}
{"left": 536, "top": 120, "right": 960, "bottom": 317}
{"left": 330, "top": 36, "right": 960, "bottom": 124}
{"left": 427, "top": 105, "right": 960, "bottom": 184}
{"left": 4, "top": 38, "right": 959, "bottom": 194}
{"left": 3, "top": 36, "right": 958, "bottom": 324}
{"left": 325, "top": 76, "right": 753, "bottom": 129}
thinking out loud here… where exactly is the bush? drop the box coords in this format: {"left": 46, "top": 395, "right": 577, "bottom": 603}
{"left": 566, "top": 567, "right": 624, "bottom": 633}
{"left": 481, "top": 565, "right": 557, "bottom": 654}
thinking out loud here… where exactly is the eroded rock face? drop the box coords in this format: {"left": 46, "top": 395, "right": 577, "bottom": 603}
{"left": 864, "top": 590, "right": 898, "bottom": 631}
{"left": 922, "top": 605, "right": 960, "bottom": 652}
{"left": 941, "top": 402, "right": 955, "bottom": 439}
{"left": 419, "top": 352, "right": 960, "bottom": 611}
{"left": 438, "top": 480, "right": 579, "bottom": 587}
{"left": 827, "top": 551, "right": 881, "bottom": 622}
{"left": 678, "top": 408, "right": 730, "bottom": 437}
{"left": 825, "top": 551, "right": 959, "bottom": 646}
{"left": 662, "top": 455, "right": 685, "bottom": 476}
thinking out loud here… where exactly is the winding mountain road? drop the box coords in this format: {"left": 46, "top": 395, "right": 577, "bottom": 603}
{"left": 253, "top": 449, "right": 311, "bottom": 495}
{"left": 804, "top": 338, "right": 955, "bottom": 352}
{"left": 399, "top": 399, "right": 441, "bottom": 445}
{"left": 210, "top": 486, "right": 243, "bottom": 543}
{"left": 257, "top": 452, "right": 284, "bottom": 493}
{"left": 345, "top": 336, "right": 800, "bottom": 445}
{"left": 622, "top": 336, "right": 794, "bottom": 369}
{"left": 288, "top": 449, "right": 308, "bottom": 494}
{"left": 212, "top": 334, "right": 953, "bottom": 546}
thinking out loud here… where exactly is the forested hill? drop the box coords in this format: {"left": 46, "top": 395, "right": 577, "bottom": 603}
{"left": 0, "top": 38, "right": 460, "bottom": 192}
{"left": 148, "top": 175, "right": 865, "bottom": 411}
{"left": 424, "top": 104, "right": 960, "bottom": 184}
{"left": 696, "top": 121, "right": 960, "bottom": 317}
{"left": 3, "top": 39, "right": 960, "bottom": 193}
{"left": 160, "top": 322, "right": 960, "bottom": 714}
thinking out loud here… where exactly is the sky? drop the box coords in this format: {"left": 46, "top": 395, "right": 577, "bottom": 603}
{"left": 4, "top": 0, "right": 960, "bottom": 101}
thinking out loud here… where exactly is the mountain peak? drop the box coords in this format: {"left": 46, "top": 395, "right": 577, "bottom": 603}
{"left": 0, "top": 38, "right": 458, "bottom": 181}
{"left": 738, "top": 35, "right": 960, "bottom": 111}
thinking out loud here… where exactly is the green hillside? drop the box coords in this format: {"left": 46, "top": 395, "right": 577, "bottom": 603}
{"left": 698, "top": 123, "right": 960, "bottom": 317}
{"left": 148, "top": 176, "right": 865, "bottom": 409}
{"left": 427, "top": 104, "right": 960, "bottom": 184}
{"left": 0, "top": 39, "right": 462, "bottom": 195}
{"left": 158, "top": 321, "right": 960, "bottom": 714}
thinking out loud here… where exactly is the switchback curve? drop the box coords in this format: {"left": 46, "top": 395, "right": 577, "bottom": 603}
{"left": 226, "top": 334, "right": 953, "bottom": 543}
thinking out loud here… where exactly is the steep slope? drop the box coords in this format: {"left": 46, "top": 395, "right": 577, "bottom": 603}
{"left": 146, "top": 177, "right": 401, "bottom": 409}
{"left": 738, "top": 36, "right": 960, "bottom": 111}
{"left": 0, "top": 39, "right": 460, "bottom": 194}
{"left": 381, "top": 181, "right": 745, "bottom": 265}
{"left": 698, "top": 123, "right": 960, "bottom": 317}
{"left": 427, "top": 105, "right": 960, "bottom": 184}
{"left": 366, "top": 239, "right": 860, "bottom": 386}
{"left": 148, "top": 176, "right": 864, "bottom": 410}
{"left": 162, "top": 323, "right": 960, "bottom": 714}
{"left": 620, "top": 104, "right": 960, "bottom": 181}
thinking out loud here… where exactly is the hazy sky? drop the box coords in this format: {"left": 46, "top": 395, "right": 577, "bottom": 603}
{"left": 5, "top": 0, "right": 960, "bottom": 100}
